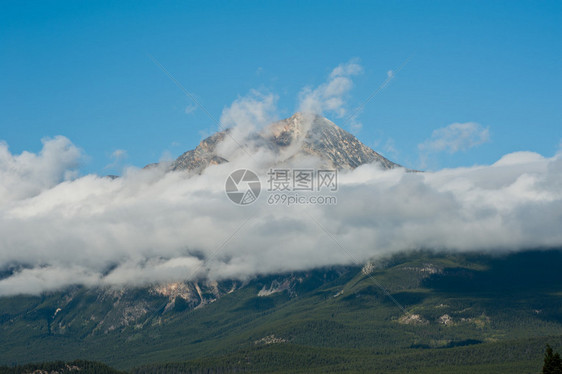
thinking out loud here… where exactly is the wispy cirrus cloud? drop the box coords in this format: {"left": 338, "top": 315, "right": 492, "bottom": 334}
{"left": 104, "top": 149, "right": 128, "bottom": 172}
{"left": 419, "top": 122, "right": 490, "bottom": 154}
{"left": 184, "top": 103, "right": 197, "bottom": 114}
{"left": 298, "top": 60, "right": 363, "bottom": 118}
{"left": 418, "top": 122, "right": 490, "bottom": 168}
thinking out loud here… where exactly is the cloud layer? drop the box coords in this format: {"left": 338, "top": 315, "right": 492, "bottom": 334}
{"left": 1, "top": 63, "right": 560, "bottom": 296}
{"left": 0, "top": 135, "right": 561, "bottom": 296}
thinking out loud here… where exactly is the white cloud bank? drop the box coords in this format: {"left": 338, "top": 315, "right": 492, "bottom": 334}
{"left": 0, "top": 136, "right": 561, "bottom": 296}
{"left": 0, "top": 136, "right": 81, "bottom": 205}
{"left": 0, "top": 62, "right": 560, "bottom": 296}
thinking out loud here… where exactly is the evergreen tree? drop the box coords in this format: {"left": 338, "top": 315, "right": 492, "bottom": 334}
{"left": 543, "top": 344, "right": 562, "bottom": 374}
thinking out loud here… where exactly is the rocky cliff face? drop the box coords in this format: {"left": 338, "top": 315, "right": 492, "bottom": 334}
{"left": 39, "top": 279, "right": 242, "bottom": 336}
{"left": 266, "top": 113, "right": 399, "bottom": 169}
{"left": 18, "top": 268, "right": 352, "bottom": 337}
{"left": 169, "top": 131, "right": 229, "bottom": 173}
{"left": 169, "top": 113, "right": 400, "bottom": 172}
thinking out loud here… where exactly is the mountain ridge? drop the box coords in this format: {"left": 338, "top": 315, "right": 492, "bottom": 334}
{"left": 169, "top": 113, "right": 400, "bottom": 173}
{"left": 1, "top": 249, "right": 561, "bottom": 372}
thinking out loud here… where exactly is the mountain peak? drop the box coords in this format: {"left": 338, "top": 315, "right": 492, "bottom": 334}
{"left": 263, "top": 112, "right": 336, "bottom": 146}
{"left": 170, "top": 113, "right": 400, "bottom": 172}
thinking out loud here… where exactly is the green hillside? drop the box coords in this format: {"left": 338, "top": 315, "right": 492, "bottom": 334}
{"left": 1, "top": 250, "right": 562, "bottom": 373}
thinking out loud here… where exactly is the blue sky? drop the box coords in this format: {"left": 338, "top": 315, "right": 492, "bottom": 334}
{"left": 1, "top": 0, "right": 560, "bottom": 174}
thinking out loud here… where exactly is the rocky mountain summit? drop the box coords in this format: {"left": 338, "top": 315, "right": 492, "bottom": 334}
{"left": 169, "top": 113, "right": 400, "bottom": 172}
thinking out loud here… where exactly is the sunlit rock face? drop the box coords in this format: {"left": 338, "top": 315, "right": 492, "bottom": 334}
{"left": 169, "top": 113, "right": 400, "bottom": 173}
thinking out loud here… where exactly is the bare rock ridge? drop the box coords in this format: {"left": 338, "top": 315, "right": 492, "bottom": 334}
{"left": 273, "top": 113, "right": 399, "bottom": 169}
{"left": 170, "top": 113, "right": 400, "bottom": 172}
{"left": 169, "top": 131, "right": 229, "bottom": 172}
